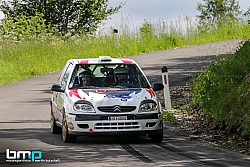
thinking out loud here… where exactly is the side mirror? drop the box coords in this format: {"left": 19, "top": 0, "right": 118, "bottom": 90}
{"left": 51, "top": 84, "right": 64, "bottom": 92}
{"left": 153, "top": 83, "right": 164, "bottom": 91}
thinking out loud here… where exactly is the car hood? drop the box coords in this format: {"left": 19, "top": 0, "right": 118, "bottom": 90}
{"left": 66, "top": 88, "right": 157, "bottom": 106}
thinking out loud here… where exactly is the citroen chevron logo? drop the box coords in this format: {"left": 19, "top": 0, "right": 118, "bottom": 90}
{"left": 113, "top": 105, "right": 121, "bottom": 112}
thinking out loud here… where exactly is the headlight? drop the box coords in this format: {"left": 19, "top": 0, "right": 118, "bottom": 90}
{"left": 139, "top": 100, "right": 157, "bottom": 112}
{"left": 73, "top": 102, "right": 95, "bottom": 113}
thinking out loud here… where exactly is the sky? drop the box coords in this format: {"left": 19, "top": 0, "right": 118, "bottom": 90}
{"left": 103, "top": 0, "right": 250, "bottom": 29}
{"left": 1, "top": 0, "right": 250, "bottom": 29}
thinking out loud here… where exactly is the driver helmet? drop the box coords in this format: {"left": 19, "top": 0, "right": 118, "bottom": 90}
{"left": 114, "top": 67, "right": 129, "bottom": 75}
{"left": 114, "top": 67, "right": 129, "bottom": 83}
{"left": 79, "top": 71, "right": 92, "bottom": 79}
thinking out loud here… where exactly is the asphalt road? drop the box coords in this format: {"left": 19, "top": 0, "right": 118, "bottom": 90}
{"left": 1, "top": 39, "right": 249, "bottom": 167}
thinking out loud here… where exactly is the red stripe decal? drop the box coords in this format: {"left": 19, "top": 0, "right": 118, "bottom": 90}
{"left": 145, "top": 88, "right": 155, "bottom": 98}
{"left": 69, "top": 89, "right": 81, "bottom": 99}
{"left": 97, "top": 89, "right": 105, "bottom": 93}
{"left": 80, "top": 60, "right": 89, "bottom": 64}
{"left": 121, "top": 59, "right": 132, "bottom": 64}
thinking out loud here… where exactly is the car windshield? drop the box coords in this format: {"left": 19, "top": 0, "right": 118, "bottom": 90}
{"left": 68, "top": 63, "right": 150, "bottom": 89}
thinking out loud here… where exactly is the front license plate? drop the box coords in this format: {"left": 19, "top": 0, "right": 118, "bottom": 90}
{"left": 108, "top": 116, "right": 127, "bottom": 121}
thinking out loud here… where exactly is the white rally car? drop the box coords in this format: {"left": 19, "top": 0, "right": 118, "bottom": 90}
{"left": 50, "top": 56, "right": 164, "bottom": 143}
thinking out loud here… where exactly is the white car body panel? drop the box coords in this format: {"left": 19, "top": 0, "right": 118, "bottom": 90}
{"left": 51, "top": 56, "right": 164, "bottom": 140}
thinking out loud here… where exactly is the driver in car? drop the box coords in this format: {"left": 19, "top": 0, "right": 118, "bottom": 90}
{"left": 114, "top": 67, "right": 130, "bottom": 85}
{"left": 79, "top": 71, "right": 92, "bottom": 87}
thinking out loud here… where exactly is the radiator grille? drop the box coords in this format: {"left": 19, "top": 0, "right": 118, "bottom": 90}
{"left": 95, "top": 122, "right": 140, "bottom": 129}
{"left": 97, "top": 106, "right": 136, "bottom": 113}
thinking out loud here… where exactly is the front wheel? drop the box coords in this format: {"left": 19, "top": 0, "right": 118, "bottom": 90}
{"left": 62, "top": 113, "right": 77, "bottom": 143}
{"left": 51, "top": 110, "right": 61, "bottom": 134}
{"left": 149, "top": 124, "right": 163, "bottom": 143}
{"left": 150, "top": 131, "right": 163, "bottom": 143}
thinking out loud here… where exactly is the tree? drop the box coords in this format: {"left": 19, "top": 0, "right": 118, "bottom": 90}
{"left": 0, "top": 0, "right": 124, "bottom": 34}
{"left": 196, "top": 0, "right": 242, "bottom": 27}
{"left": 0, "top": 12, "right": 58, "bottom": 40}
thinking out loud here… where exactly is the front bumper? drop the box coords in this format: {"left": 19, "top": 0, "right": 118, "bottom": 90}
{"left": 66, "top": 113, "right": 163, "bottom": 136}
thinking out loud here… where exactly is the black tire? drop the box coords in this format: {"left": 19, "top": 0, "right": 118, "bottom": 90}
{"left": 62, "top": 112, "right": 77, "bottom": 143}
{"left": 149, "top": 124, "right": 163, "bottom": 143}
{"left": 51, "top": 111, "right": 61, "bottom": 134}
{"left": 150, "top": 131, "right": 163, "bottom": 143}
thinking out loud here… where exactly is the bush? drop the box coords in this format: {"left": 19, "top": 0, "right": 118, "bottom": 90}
{"left": 162, "top": 111, "right": 177, "bottom": 124}
{"left": 139, "top": 21, "right": 153, "bottom": 39}
{"left": 191, "top": 39, "right": 250, "bottom": 136}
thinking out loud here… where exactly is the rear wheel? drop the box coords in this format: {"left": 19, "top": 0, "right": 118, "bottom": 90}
{"left": 62, "top": 112, "right": 77, "bottom": 143}
{"left": 51, "top": 110, "right": 61, "bottom": 134}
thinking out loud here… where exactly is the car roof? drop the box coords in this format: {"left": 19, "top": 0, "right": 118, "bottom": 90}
{"left": 67, "top": 56, "right": 136, "bottom": 65}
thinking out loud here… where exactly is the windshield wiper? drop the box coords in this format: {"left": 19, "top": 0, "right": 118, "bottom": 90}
{"left": 108, "top": 85, "right": 126, "bottom": 88}
{"left": 70, "top": 86, "right": 98, "bottom": 89}
{"left": 111, "top": 83, "right": 140, "bottom": 88}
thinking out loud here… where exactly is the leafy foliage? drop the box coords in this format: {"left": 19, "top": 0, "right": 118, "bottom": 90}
{"left": 191, "top": 39, "right": 250, "bottom": 136}
{"left": 0, "top": 0, "right": 124, "bottom": 34}
{"left": 0, "top": 12, "right": 58, "bottom": 40}
{"left": 139, "top": 21, "right": 153, "bottom": 39}
{"left": 196, "top": 0, "right": 242, "bottom": 30}
{"left": 162, "top": 111, "right": 177, "bottom": 124}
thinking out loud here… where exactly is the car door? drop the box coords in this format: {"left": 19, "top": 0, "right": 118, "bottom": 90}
{"left": 53, "top": 62, "right": 74, "bottom": 125}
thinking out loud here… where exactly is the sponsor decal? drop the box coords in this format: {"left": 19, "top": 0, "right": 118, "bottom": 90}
{"left": 104, "top": 89, "right": 142, "bottom": 101}
{"left": 105, "top": 92, "right": 131, "bottom": 101}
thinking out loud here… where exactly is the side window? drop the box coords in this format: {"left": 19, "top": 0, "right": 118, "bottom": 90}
{"left": 60, "top": 63, "right": 74, "bottom": 90}
{"left": 57, "top": 63, "right": 69, "bottom": 84}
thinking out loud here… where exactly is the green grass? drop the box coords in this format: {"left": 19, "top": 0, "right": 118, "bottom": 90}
{"left": 1, "top": 17, "right": 250, "bottom": 85}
